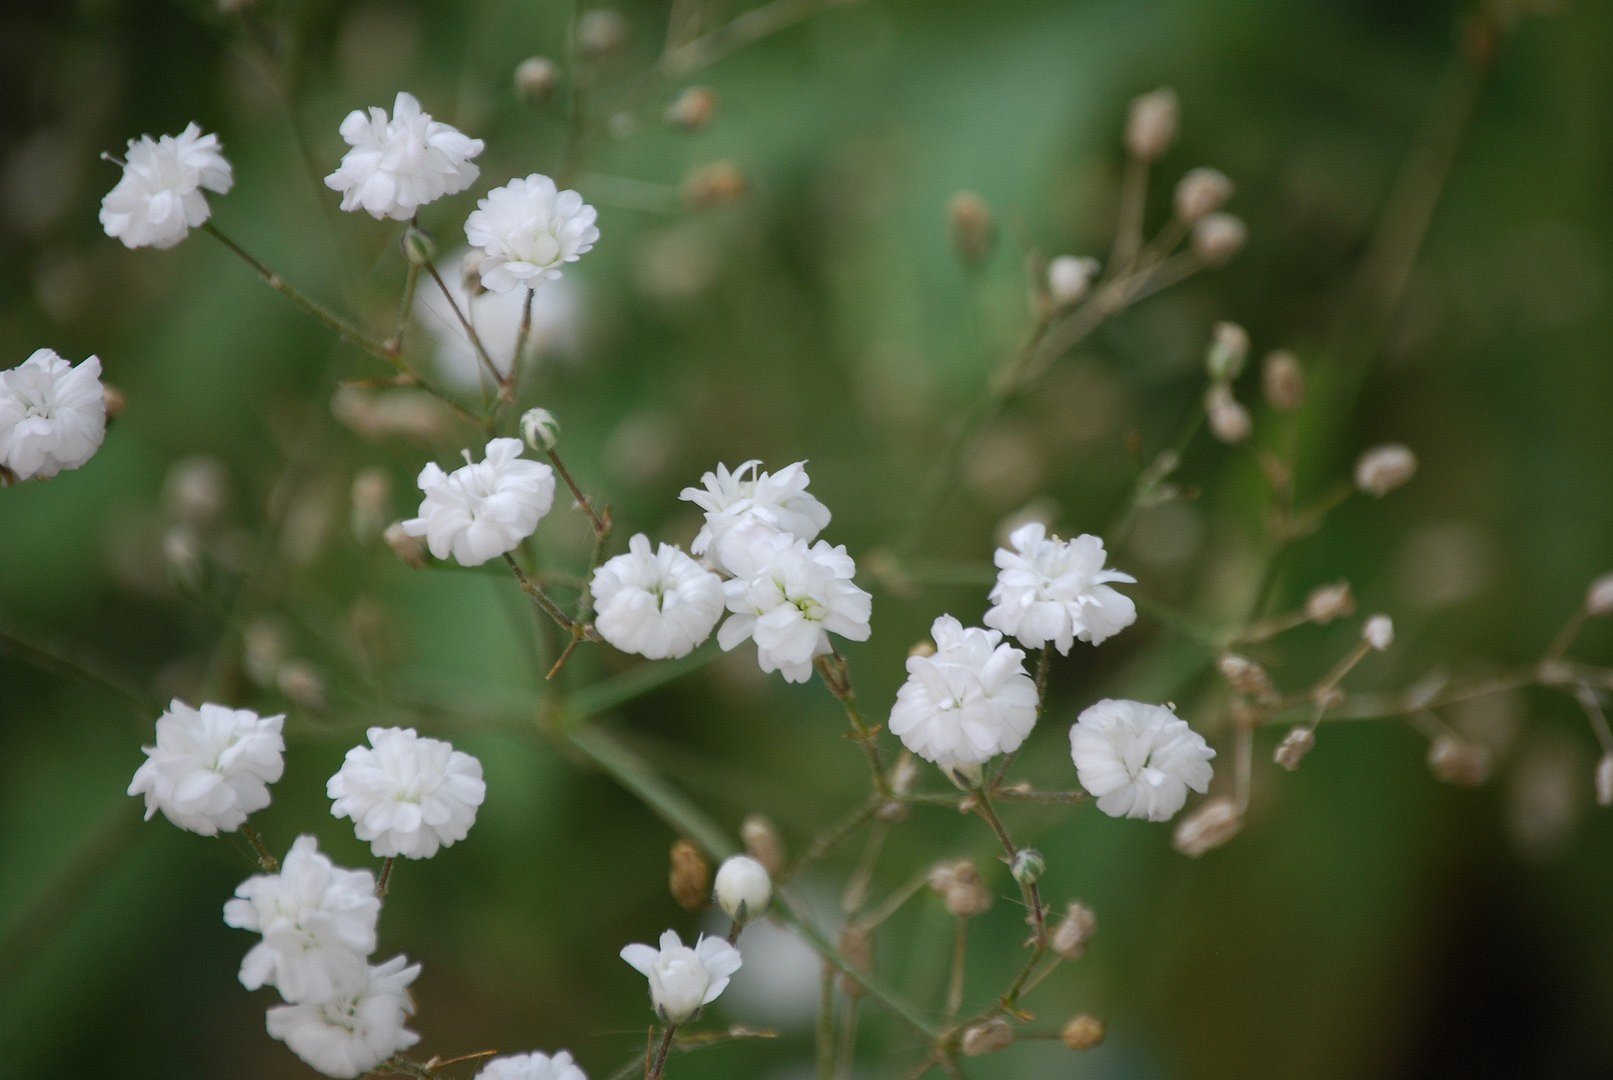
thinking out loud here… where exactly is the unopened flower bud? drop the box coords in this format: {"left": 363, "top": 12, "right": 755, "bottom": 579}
{"left": 350, "top": 467, "right": 391, "bottom": 541}
{"left": 740, "top": 813, "right": 786, "bottom": 874}
{"left": 162, "top": 525, "right": 205, "bottom": 591}
{"left": 383, "top": 521, "right": 427, "bottom": 569}
{"left": 889, "top": 754, "right": 920, "bottom": 797}
{"left": 1010, "top": 848, "right": 1045, "bottom": 887}
{"left": 908, "top": 640, "right": 937, "bottom": 659}
{"left": 460, "top": 249, "right": 488, "bottom": 297}
{"left": 515, "top": 56, "right": 561, "bottom": 104}
{"left": 1205, "top": 384, "right": 1252, "bottom": 444}
{"left": 670, "top": 838, "right": 711, "bottom": 911}
{"left": 961, "top": 1018, "right": 1015, "bottom": 1057}
{"left": 681, "top": 160, "right": 748, "bottom": 208}
{"left": 163, "top": 456, "right": 229, "bottom": 527}
{"left": 944, "top": 759, "right": 985, "bottom": 791}
{"left": 1427, "top": 734, "right": 1490, "bottom": 787}
{"left": 1061, "top": 1014, "right": 1106, "bottom": 1051}
{"left": 1050, "top": 901, "right": 1097, "bottom": 961}
{"left": 400, "top": 225, "right": 436, "bottom": 267}
{"left": 947, "top": 191, "right": 995, "bottom": 266}
{"left": 103, "top": 383, "right": 126, "bottom": 420}
{"left": 713, "top": 855, "right": 772, "bottom": 923}
{"left": 1362, "top": 614, "right": 1395, "bottom": 652}
{"left": 1597, "top": 753, "right": 1613, "bottom": 808}
{"left": 1174, "top": 167, "right": 1233, "bottom": 223}
{"left": 1205, "top": 320, "right": 1249, "bottom": 382}
{"left": 521, "top": 407, "right": 560, "bottom": 452}
{"left": 1305, "top": 580, "right": 1355, "bottom": 624}
{"left": 1354, "top": 443, "right": 1417, "bottom": 497}
{"left": 1585, "top": 573, "right": 1613, "bottom": 616}
{"left": 1261, "top": 349, "right": 1307, "bottom": 412}
{"left": 1173, "top": 795, "right": 1243, "bottom": 857}
{"left": 577, "top": 9, "right": 628, "bottom": 57}
{"left": 928, "top": 859, "right": 993, "bottom": 918}
{"left": 1046, "top": 255, "right": 1099, "bottom": 307}
{"left": 276, "top": 659, "right": 327, "bottom": 710}
{"left": 1191, "top": 212, "right": 1246, "bottom": 265}
{"left": 837, "top": 924, "right": 873, "bottom": 997}
{"left": 1125, "top": 87, "right": 1178, "bottom": 161}
{"left": 665, "top": 86, "right": 717, "bottom": 130}
{"left": 1274, "top": 727, "right": 1315, "bottom": 771}
{"left": 1218, "top": 653, "right": 1277, "bottom": 703}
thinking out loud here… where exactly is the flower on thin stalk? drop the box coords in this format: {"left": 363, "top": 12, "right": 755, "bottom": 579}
{"left": 464, "top": 174, "right": 599, "bottom": 293}
{"left": 984, "top": 523, "right": 1137, "bottom": 653}
{"left": 888, "top": 615, "right": 1038, "bottom": 773}
{"left": 265, "top": 955, "right": 421, "bottom": 1078}
{"left": 679, "top": 459, "right": 831, "bottom": 576}
{"left": 590, "top": 534, "right": 725, "bottom": 660}
{"left": 325, "top": 92, "right": 483, "bottom": 221}
{"left": 0, "top": 349, "right": 108, "bottom": 480}
{"left": 327, "top": 726, "right": 486, "bottom": 859}
{"left": 475, "top": 1051, "right": 588, "bottom": 1080}
{"left": 717, "top": 534, "right": 872, "bottom": 683}
{"left": 99, "top": 123, "right": 233, "bottom": 249}
{"left": 1069, "top": 699, "right": 1214, "bottom": 822}
{"left": 620, "top": 929, "right": 742, "bottom": 1024}
{"left": 400, "top": 438, "right": 555, "bottom": 566}
{"left": 127, "top": 699, "right": 285, "bottom": 836}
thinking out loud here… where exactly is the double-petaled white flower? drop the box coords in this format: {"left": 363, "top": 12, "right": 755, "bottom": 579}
{"left": 224, "top": 836, "right": 381, "bottom": 1003}
{"left": 679, "top": 459, "right": 831, "bottom": 576}
{"left": 99, "top": 123, "right": 233, "bottom": 249}
{"left": 888, "top": 616, "right": 1038, "bottom": 773}
{"left": 327, "top": 726, "right": 486, "bottom": 859}
{"left": 401, "top": 438, "right": 556, "bottom": 566}
{"left": 1069, "top": 699, "right": 1215, "bottom": 822}
{"left": 127, "top": 700, "right": 285, "bottom": 836}
{"left": 265, "top": 955, "right": 421, "bottom": 1078}
{"left": 717, "top": 534, "right": 872, "bottom": 683}
{"left": 0, "top": 349, "right": 107, "bottom": 481}
{"left": 591, "top": 534, "right": 725, "bottom": 659}
{"left": 475, "top": 1051, "right": 588, "bottom": 1080}
{"left": 984, "top": 523, "right": 1137, "bottom": 653}
{"left": 325, "top": 92, "right": 483, "bottom": 221}
{"left": 620, "top": 929, "right": 742, "bottom": 1024}
{"left": 464, "top": 174, "right": 599, "bottom": 293}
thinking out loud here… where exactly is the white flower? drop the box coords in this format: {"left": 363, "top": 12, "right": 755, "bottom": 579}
{"left": 127, "top": 700, "right": 285, "bottom": 836}
{"left": 888, "top": 616, "right": 1038, "bottom": 773}
{"left": 0, "top": 349, "right": 107, "bottom": 480}
{"left": 475, "top": 1051, "right": 588, "bottom": 1080}
{"left": 717, "top": 535, "right": 872, "bottom": 683}
{"left": 464, "top": 174, "right": 599, "bottom": 293}
{"left": 620, "top": 929, "right": 743, "bottom": 1024}
{"left": 224, "top": 835, "right": 381, "bottom": 1004}
{"left": 591, "top": 534, "right": 725, "bottom": 660}
{"left": 400, "top": 438, "right": 555, "bottom": 566}
{"left": 1069, "top": 699, "right": 1215, "bottom": 822}
{"left": 713, "top": 855, "right": 772, "bottom": 922}
{"left": 1354, "top": 443, "right": 1417, "bottom": 497}
{"left": 325, "top": 91, "right": 483, "bottom": 220}
{"left": 99, "top": 123, "right": 233, "bottom": 249}
{"left": 1362, "top": 614, "right": 1395, "bottom": 652}
{"left": 327, "top": 727, "right": 486, "bottom": 859}
{"left": 984, "top": 523, "right": 1137, "bottom": 654}
{"left": 265, "top": 955, "right": 421, "bottom": 1078}
{"left": 1046, "top": 255, "right": 1099, "bottom": 307}
{"left": 679, "top": 459, "right": 831, "bottom": 575}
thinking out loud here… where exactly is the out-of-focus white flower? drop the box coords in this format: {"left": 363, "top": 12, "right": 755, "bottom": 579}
{"left": 713, "top": 855, "right": 772, "bottom": 922}
{"left": 127, "top": 700, "right": 285, "bottom": 836}
{"left": 265, "top": 955, "right": 421, "bottom": 1078}
{"left": 620, "top": 929, "right": 742, "bottom": 1024}
{"left": 888, "top": 616, "right": 1038, "bottom": 773}
{"left": 224, "top": 836, "right": 380, "bottom": 1004}
{"left": 476, "top": 1051, "right": 587, "bottom": 1080}
{"left": 984, "top": 523, "right": 1136, "bottom": 654}
{"left": 99, "top": 123, "right": 233, "bottom": 249}
{"left": 1046, "top": 256, "right": 1099, "bottom": 307}
{"left": 590, "top": 534, "right": 725, "bottom": 660}
{"left": 327, "top": 726, "right": 486, "bottom": 859}
{"left": 1363, "top": 614, "right": 1395, "bottom": 652}
{"left": 1354, "top": 443, "right": 1418, "bottom": 498}
{"left": 325, "top": 92, "right": 483, "bottom": 221}
{"left": 679, "top": 459, "right": 832, "bottom": 575}
{"left": 0, "top": 349, "right": 107, "bottom": 480}
{"left": 1069, "top": 699, "right": 1214, "bottom": 822}
{"left": 464, "top": 174, "right": 599, "bottom": 293}
{"left": 717, "top": 535, "right": 872, "bottom": 683}
{"left": 400, "top": 438, "right": 555, "bottom": 566}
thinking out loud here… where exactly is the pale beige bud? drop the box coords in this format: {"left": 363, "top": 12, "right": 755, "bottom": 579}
{"left": 928, "top": 859, "right": 993, "bottom": 918}
{"left": 163, "top": 456, "right": 229, "bottom": 527}
{"left": 1205, "top": 384, "right": 1252, "bottom": 444}
{"left": 1125, "top": 87, "right": 1178, "bottom": 161}
{"left": 331, "top": 388, "right": 455, "bottom": 443}
{"left": 947, "top": 191, "right": 995, "bottom": 266}
{"left": 1585, "top": 573, "right": 1613, "bottom": 617}
{"left": 908, "top": 640, "right": 937, "bottom": 659}
{"left": 944, "top": 759, "right": 985, "bottom": 791}
{"left": 162, "top": 525, "right": 205, "bottom": 591}
{"left": 1191, "top": 212, "right": 1246, "bottom": 265}
{"left": 960, "top": 1018, "right": 1015, "bottom": 1057}
{"left": 102, "top": 383, "right": 126, "bottom": 420}
{"left": 889, "top": 754, "right": 920, "bottom": 797}
{"left": 837, "top": 924, "right": 874, "bottom": 997}
{"left": 1261, "top": 349, "right": 1307, "bottom": 411}
{"left": 1061, "top": 1014, "right": 1106, "bottom": 1051}
{"left": 1218, "top": 653, "right": 1277, "bottom": 704}
{"left": 1274, "top": 727, "right": 1315, "bottom": 771}
{"left": 460, "top": 249, "right": 488, "bottom": 297}
{"left": 1205, "top": 320, "right": 1249, "bottom": 381}
{"left": 1173, "top": 795, "right": 1243, "bottom": 857}
{"left": 350, "top": 467, "right": 391, "bottom": 542}
{"left": 740, "top": 813, "right": 786, "bottom": 875}
{"left": 1046, "top": 255, "right": 1099, "bottom": 307}
{"left": 383, "top": 521, "right": 427, "bottom": 569}
{"left": 681, "top": 160, "right": 748, "bottom": 208}
{"left": 515, "top": 56, "right": 560, "bottom": 104}
{"left": 1354, "top": 443, "right": 1418, "bottom": 497}
{"left": 577, "top": 9, "right": 628, "bottom": 57}
{"left": 665, "top": 86, "right": 717, "bottom": 130}
{"left": 1597, "top": 753, "right": 1613, "bottom": 808}
{"left": 1427, "top": 734, "right": 1490, "bottom": 787}
{"left": 1362, "top": 614, "right": 1395, "bottom": 652}
{"left": 1050, "top": 901, "right": 1098, "bottom": 961}
{"left": 276, "top": 660, "right": 327, "bottom": 710}
{"left": 670, "top": 839, "right": 711, "bottom": 912}
{"left": 242, "top": 618, "right": 288, "bottom": 688}
{"left": 1174, "top": 167, "right": 1233, "bottom": 223}
{"left": 1305, "top": 580, "right": 1356, "bottom": 624}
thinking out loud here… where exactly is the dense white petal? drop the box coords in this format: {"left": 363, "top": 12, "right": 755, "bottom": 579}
{"left": 678, "top": 459, "right": 831, "bottom": 576}
{"left": 326, "top": 91, "right": 483, "bottom": 221}
{"left": 1068, "top": 699, "right": 1215, "bottom": 822}
{"left": 475, "top": 1051, "right": 588, "bottom": 1080}
{"left": 888, "top": 616, "right": 1038, "bottom": 772}
{"left": 983, "top": 524, "right": 1137, "bottom": 654}
{"left": 0, "top": 350, "right": 107, "bottom": 480}
{"left": 620, "top": 930, "right": 741, "bottom": 1023}
{"left": 591, "top": 534, "right": 725, "bottom": 659}
{"left": 127, "top": 699, "right": 284, "bottom": 835}
{"left": 328, "top": 727, "right": 486, "bottom": 859}
{"left": 464, "top": 174, "right": 598, "bottom": 292}
{"left": 99, "top": 123, "right": 232, "bottom": 248}
{"left": 266, "top": 955, "right": 421, "bottom": 1078}
{"left": 400, "top": 438, "right": 555, "bottom": 566}
{"left": 717, "top": 534, "right": 871, "bottom": 683}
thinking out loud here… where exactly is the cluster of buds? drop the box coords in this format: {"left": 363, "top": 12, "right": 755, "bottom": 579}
{"left": 1203, "top": 322, "right": 1252, "bottom": 445}
{"left": 1219, "top": 652, "right": 1279, "bottom": 706}
{"left": 927, "top": 859, "right": 994, "bottom": 918}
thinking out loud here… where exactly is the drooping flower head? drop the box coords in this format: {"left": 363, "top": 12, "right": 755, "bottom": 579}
{"left": 620, "top": 929, "right": 742, "bottom": 1024}
{"left": 0, "top": 349, "right": 107, "bottom": 480}
{"left": 265, "top": 955, "right": 421, "bottom": 1078}
{"left": 325, "top": 92, "right": 483, "bottom": 221}
{"left": 400, "top": 438, "right": 555, "bottom": 566}
{"left": 464, "top": 174, "right": 599, "bottom": 293}
{"left": 327, "top": 726, "right": 486, "bottom": 859}
{"left": 984, "top": 523, "right": 1137, "bottom": 654}
{"left": 678, "top": 459, "right": 831, "bottom": 575}
{"left": 888, "top": 616, "right": 1038, "bottom": 773}
{"left": 475, "top": 1051, "right": 588, "bottom": 1080}
{"left": 127, "top": 700, "right": 285, "bottom": 836}
{"left": 590, "top": 534, "right": 725, "bottom": 660}
{"left": 223, "top": 836, "right": 381, "bottom": 1004}
{"left": 1069, "top": 699, "right": 1215, "bottom": 822}
{"left": 99, "top": 123, "right": 233, "bottom": 249}
{"left": 717, "top": 534, "right": 872, "bottom": 683}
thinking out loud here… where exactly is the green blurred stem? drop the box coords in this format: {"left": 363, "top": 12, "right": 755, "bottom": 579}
{"left": 0, "top": 625, "right": 155, "bottom": 718}
{"left": 424, "top": 260, "right": 505, "bottom": 390}
{"left": 814, "top": 655, "right": 893, "bottom": 800}
{"left": 971, "top": 787, "right": 1046, "bottom": 948}
{"left": 240, "top": 825, "right": 278, "bottom": 871}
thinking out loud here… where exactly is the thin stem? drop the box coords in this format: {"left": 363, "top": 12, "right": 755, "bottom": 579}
{"left": 944, "top": 917, "right": 969, "bottom": 1022}
{"left": 376, "top": 856, "right": 395, "bottom": 898}
{"left": 646, "top": 1024, "right": 677, "bottom": 1080}
{"left": 971, "top": 787, "right": 1045, "bottom": 947}
{"left": 509, "top": 288, "right": 536, "bottom": 401}
{"left": 816, "top": 962, "right": 836, "bottom": 1080}
{"left": 1107, "top": 155, "right": 1150, "bottom": 276}
{"left": 388, "top": 262, "right": 422, "bottom": 356}
{"left": 424, "top": 260, "right": 503, "bottom": 388}
{"left": 241, "top": 824, "right": 278, "bottom": 872}
{"left": 547, "top": 448, "right": 611, "bottom": 538}
{"left": 814, "top": 655, "right": 893, "bottom": 800}
{"left": 504, "top": 553, "right": 588, "bottom": 637}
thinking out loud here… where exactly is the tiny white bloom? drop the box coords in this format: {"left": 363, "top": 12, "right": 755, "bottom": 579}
{"left": 1354, "top": 443, "right": 1418, "bottom": 497}
{"left": 325, "top": 91, "right": 484, "bottom": 220}
{"left": 127, "top": 699, "right": 285, "bottom": 836}
{"left": 717, "top": 534, "right": 872, "bottom": 684}
{"left": 713, "top": 855, "right": 772, "bottom": 922}
{"left": 984, "top": 523, "right": 1137, "bottom": 654}
{"left": 1069, "top": 699, "right": 1215, "bottom": 822}
{"left": 475, "top": 1050, "right": 588, "bottom": 1080}
{"left": 400, "top": 438, "right": 555, "bottom": 566}
{"left": 464, "top": 174, "right": 599, "bottom": 293}
{"left": 328, "top": 726, "right": 486, "bottom": 859}
{"left": 1046, "top": 255, "right": 1099, "bottom": 307}
{"left": 620, "top": 929, "right": 743, "bottom": 1024}
{"left": 0, "top": 349, "right": 108, "bottom": 480}
{"left": 224, "top": 835, "right": 380, "bottom": 1004}
{"left": 1363, "top": 614, "right": 1395, "bottom": 652}
{"left": 679, "top": 459, "right": 831, "bottom": 576}
{"left": 265, "top": 955, "right": 421, "bottom": 1078}
{"left": 99, "top": 123, "right": 233, "bottom": 249}
{"left": 591, "top": 534, "right": 725, "bottom": 660}
{"left": 888, "top": 615, "right": 1038, "bottom": 772}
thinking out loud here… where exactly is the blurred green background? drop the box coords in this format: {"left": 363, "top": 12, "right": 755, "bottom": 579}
{"left": 4, "top": 0, "right": 1613, "bottom": 1077}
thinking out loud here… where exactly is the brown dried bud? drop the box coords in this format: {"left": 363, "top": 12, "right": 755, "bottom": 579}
{"left": 1427, "top": 735, "right": 1490, "bottom": 787}
{"left": 740, "top": 813, "right": 786, "bottom": 875}
{"left": 1205, "top": 384, "right": 1252, "bottom": 444}
{"left": 1125, "top": 88, "right": 1178, "bottom": 161}
{"left": 1585, "top": 573, "right": 1613, "bottom": 617}
{"left": 1191, "top": 212, "right": 1246, "bottom": 265}
{"left": 836, "top": 924, "right": 874, "bottom": 997}
{"left": 681, "top": 161, "right": 748, "bottom": 208}
{"left": 383, "top": 521, "right": 427, "bottom": 569}
{"left": 1174, "top": 167, "right": 1233, "bottom": 223}
{"left": 1173, "top": 795, "right": 1243, "bottom": 857}
{"left": 1050, "top": 901, "right": 1098, "bottom": 961}
{"left": 1061, "top": 1014, "right": 1107, "bottom": 1051}
{"left": 1218, "top": 653, "right": 1278, "bottom": 704}
{"left": 961, "top": 1018, "right": 1015, "bottom": 1057}
{"left": 1305, "top": 580, "right": 1355, "bottom": 624}
{"left": 927, "top": 859, "right": 993, "bottom": 918}
{"left": 669, "top": 839, "right": 711, "bottom": 911}
{"left": 1274, "top": 727, "right": 1315, "bottom": 771}
{"left": 947, "top": 191, "right": 995, "bottom": 266}
{"left": 665, "top": 86, "right": 717, "bottom": 130}
{"left": 1261, "top": 350, "right": 1307, "bottom": 412}
{"left": 515, "top": 57, "right": 560, "bottom": 104}
{"left": 1597, "top": 753, "right": 1613, "bottom": 808}
{"left": 1354, "top": 443, "right": 1418, "bottom": 497}
{"left": 102, "top": 383, "right": 127, "bottom": 421}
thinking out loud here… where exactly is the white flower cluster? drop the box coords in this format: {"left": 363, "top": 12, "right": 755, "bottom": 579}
{"left": 620, "top": 929, "right": 743, "bottom": 1024}
{"left": 1069, "top": 699, "right": 1215, "bottom": 821}
{"left": 984, "top": 522, "right": 1138, "bottom": 653}
{"left": 0, "top": 349, "right": 108, "bottom": 481}
{"left": 402, "top": 437, "right": 556, "bottom": 566}
{"left": 325, "top": 91, "right": 484, "bottom": 220}
{"left": 99, "top": 122, "right": 233, "bottom": 249}
{"left": 465, "top": 174, "right": 600, "bottom": 293}
{"left": 127, "top": 700, "right": 285, "bottom": 835}
{"left": 327, "top": 726, "right": 487, "bottom": 859}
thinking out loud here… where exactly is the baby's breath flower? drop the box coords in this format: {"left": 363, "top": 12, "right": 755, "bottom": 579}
{"left": 1174, "top": 167, "right": 1233, "bottom": 222}
{"left": 1354, "top": 443, "right": 1418, "bottom": 497}
{"left": 128, "top": 700, "right": 284, "bottom": 836}
{"left": 887, "top": 615, "right": 1038, "bottom": 771}
{"left": 1070, "top": 699, "right": 1214, "bottom": 822}
{"left": 0, "top": 349, "right": 108, "bottom": 480}
{"left": 464, "top": 174, "right": 599, "bottom": 293}
{"left": 1061, "top": 1014, "right": 1106, "bottom": 1050}
{"left": 1363, "top": 614, "right": 1395, "bottom": 651}
{"left": 1125, "top": 87, "right": 1178, "bottom": 161}
{"left": 679, "top": 459, "right": 831, "bottom": 576}
{"left": 1046, "top": 255, "right": 1099, "bottom": 307}
{"left": 927, "top": 859, "right": 994, "bottom": 918}
{"left": 713, "top": 854, "right": 773, "bottom": 922}
{"left": 99, "top": 123, "right": 233, "bottom": 249}
{"left": 265, "top": 955, "right": 421, "bottom": 1078}
{"left": 325, "top": 92, "right": 483, "bottom": 221}
{"left": 476, "top": 1051, "right": 587, "bottom": 1080}
{"left": 591, "top": 535, "right": 725, "bottom": 660}
{"left": 1191, "top": 212, "right": 1246, "bottom": 265}
{"left": 327, "top": 727, "right": 486, "bottom": 859}
{"left": 1274, "top": 726, "right": 1316, "bottom": 771}
{"left": 984, "top": 523, "right": 1137, "bottom": 654}
{"left": 401, "top": 438, "right": 556, "bottom": 566}
{"left": 717, "top": 534, "right": 872, "bottom": 683}
{"left": 1587, "top": 573, "right": 1613, "bottom": 617}
{"left": 1172, "top": 794, "right": 1243, "bottom": 856}
{"left": 514, "top": 57, "right": 561, "bottom": 105}
{"left": 620, "top": 930, "right": 742, "bottom": 1024}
